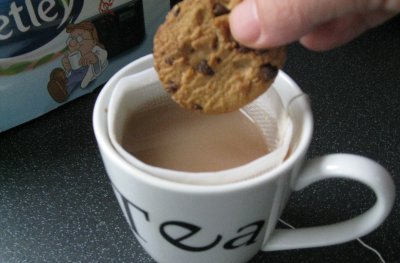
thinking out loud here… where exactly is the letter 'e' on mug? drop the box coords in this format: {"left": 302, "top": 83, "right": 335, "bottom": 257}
{"left": 93, "top": 54, "right": 395, "bottom": 263}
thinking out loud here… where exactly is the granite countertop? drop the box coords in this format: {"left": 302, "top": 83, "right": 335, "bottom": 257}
{"left": 1, "top": 16, "right": 399, "bottom": 263}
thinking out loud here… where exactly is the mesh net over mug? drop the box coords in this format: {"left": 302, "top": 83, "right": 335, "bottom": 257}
{"left": 108, "top": 67, "right": 293, "bottom": 185}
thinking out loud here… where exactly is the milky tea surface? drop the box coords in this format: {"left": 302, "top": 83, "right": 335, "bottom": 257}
{"left": 122, "top": 103, "right": 269, "bottom": 172}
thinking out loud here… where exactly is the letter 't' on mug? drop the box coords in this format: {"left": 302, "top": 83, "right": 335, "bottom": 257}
{"left": 93, "top": 54, "right": 395, "bottom": 263}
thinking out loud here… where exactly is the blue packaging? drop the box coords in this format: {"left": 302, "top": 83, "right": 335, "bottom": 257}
{"left": 0, "top": 0, "right": 170, "bottom": 132}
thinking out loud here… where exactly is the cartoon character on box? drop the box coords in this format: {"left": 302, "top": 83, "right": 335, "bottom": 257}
{"left": 47, "top": 21, "right": 108, "bottom": 103}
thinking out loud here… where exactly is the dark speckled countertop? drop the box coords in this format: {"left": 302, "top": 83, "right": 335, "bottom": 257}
{"left": 1, "top": 16, "right": 399, "bottom": 263}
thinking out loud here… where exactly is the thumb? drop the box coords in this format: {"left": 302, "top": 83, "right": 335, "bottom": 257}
{"left": 229, "top": 0, "right": 394, "bottom": 49}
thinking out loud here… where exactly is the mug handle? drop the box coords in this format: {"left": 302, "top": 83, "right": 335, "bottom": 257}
{"left": 263, "top": 153, "right": 395, "bottom": 251}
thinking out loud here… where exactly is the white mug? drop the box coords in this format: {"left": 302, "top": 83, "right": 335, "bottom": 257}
{"left": 68, "top": 51, "right": 82, "bottom": 70}
{"left": 93, "top": 54, "right": 395, "bottom": 263}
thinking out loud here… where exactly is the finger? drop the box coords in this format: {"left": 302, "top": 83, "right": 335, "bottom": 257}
{"left": 300, "top": 11, "right": 398, "bottom": 51}
{"left": 230, "top": 0, "right": 400, "bottom": 49}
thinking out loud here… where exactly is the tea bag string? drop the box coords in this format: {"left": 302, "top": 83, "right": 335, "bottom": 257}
{"left": 278, "top": 218, "right": 386, "bottom": 263}
{"left": 281, "top": 92, "right": 310, "bottom": 145}
{"left": 281, "top": 94, "right": 386, "bottom": 263}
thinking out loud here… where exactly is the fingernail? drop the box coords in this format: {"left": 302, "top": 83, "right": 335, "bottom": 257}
{"left": 230, "top": 0, "right": 261, "bottom": 45}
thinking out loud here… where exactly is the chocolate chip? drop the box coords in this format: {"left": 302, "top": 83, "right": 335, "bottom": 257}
{"left": 192, "top": 104, "right": 203, "bottom": 111}
{"left": 166, "top": 81, "right": 179, "bottom": 93}
{"left": 197, "top": 60, "right": 214, "bottom": 76}
{"left": 165, "top": 57, "right": 174, "bottom": 65}
{"left": 215, "top": 57, "right": 222, "bottom": 64}
{"left": 182, "top": 43, "right": 195, "bottom": 55}
{"left": 237, "top": 45, "right": 251, "bottom": 53}
{"left": 213, "top": 3, "right": 230, "bottom": 16}
{"left": 260, "top": 63, "right": 278, "bottom": 81}
{"left": 234, "top": 43, "right": 269, "bottom": 54}
{"left": 232, "top": 42, "right": 250, "bottom": 53}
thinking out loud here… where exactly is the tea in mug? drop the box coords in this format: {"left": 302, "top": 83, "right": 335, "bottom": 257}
{"left": 121, "top": 102, "right": 269, "bottom": 172}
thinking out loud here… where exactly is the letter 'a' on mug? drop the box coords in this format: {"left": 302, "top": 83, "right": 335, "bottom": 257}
{"left": 93, "top": 54, "right": 395, "bottom": 263}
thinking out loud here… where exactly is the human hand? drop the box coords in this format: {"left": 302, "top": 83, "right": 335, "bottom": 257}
{"left": 80, "top": 52, "right": 98, "bottom": 66}
{"left": 229, "top": 0, "right": 400, "bottom": 51}
{"left": 62, "top": 55, "right": 71, "bottom": 72}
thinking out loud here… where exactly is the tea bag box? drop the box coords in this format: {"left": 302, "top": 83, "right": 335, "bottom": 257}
{"left": 0, "top": 0, "right": 172, "bottom": 132}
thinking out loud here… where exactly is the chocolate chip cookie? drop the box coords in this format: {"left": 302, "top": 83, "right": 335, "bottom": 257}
{"left": 154, "top": 0, "right": 286, "bottom": 114}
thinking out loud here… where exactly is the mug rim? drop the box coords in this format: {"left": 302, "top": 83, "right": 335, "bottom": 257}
{"left": 93, "top": 54, "right": 314, "bottom": 194}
